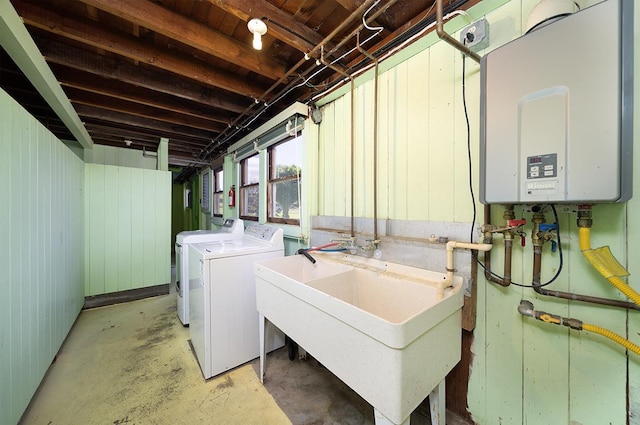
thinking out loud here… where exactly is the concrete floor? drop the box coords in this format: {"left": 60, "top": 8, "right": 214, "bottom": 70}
{"left": 20, "top": 289, "right": 470, "bottom": 425}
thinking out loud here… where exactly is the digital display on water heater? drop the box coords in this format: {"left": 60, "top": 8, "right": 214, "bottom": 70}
{"left": 527, "top": 154, "right": 557, "bottom": 179}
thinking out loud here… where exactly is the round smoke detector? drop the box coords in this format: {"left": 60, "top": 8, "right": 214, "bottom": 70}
{"left": 525, "top": 0, "right": 580, "bottom": 34}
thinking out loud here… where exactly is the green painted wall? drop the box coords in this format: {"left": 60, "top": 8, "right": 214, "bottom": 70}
{"left": 0, "top": 88, "right": 85, "bottom": 425}
{"left": 84, "top": 144, "right": 157, "bottom": 169}
{"left": 84, "top": 164, "right": 171, "bottom": 296}
{"left": 313, "top": 0, "right": 640, "bottom": 423}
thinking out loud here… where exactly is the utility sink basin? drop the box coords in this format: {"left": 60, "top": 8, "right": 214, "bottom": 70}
{"left": 254, "top": 252, "right": 463, "bottom": 425}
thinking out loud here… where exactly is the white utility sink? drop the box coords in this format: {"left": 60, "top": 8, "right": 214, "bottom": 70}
{"left": 254, "top": 252, "right": 463, "bottom": 425}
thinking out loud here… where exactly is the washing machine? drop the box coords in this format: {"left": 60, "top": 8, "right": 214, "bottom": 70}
{"left": 188, "top": 224, "right": 285, "bottom": 379}
{"left": 174, "top": 218, "right": 244, "bottom": 325}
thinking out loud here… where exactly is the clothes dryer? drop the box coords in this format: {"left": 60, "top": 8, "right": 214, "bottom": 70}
{"left": 188, "top": 224, "right": 285, "bottom": 379}
{"left": 174, "top": 218, "right": 244, "bottom": 325}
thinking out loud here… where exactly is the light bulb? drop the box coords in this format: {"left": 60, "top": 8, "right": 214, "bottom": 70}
{"left": 252, "top": 32, "right": 262, "bottom": 50}
{"left": 247, "top": 18, "right": 267, "bottom": 50}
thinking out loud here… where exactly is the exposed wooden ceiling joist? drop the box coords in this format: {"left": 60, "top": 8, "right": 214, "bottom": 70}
{"left": 78, "top": 0, "right": 286, "bottom": 80}
{"left": 4, "top": 0, "right": 474, "bottom": 170}
{"left": 36, "top": 38, "right": 249, "bottom": 113}
{"left": 18, "top": 0, "right": 271, "bottom": 99}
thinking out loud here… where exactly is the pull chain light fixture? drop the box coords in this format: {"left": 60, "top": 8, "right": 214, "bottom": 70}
{"left": 247, "top": 18, "right": 267, "bottom": 50}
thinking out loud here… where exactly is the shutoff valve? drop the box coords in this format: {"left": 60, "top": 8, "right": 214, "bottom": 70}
{"left": 507, "top": 219, "right": 527, "bottom": 247}
{"left": 538, "top": 223, "right": 558, "bottom": 253}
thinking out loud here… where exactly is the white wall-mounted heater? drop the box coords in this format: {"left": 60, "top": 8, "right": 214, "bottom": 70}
{"left": 480, "top": 0, "right": 633, "bottom": 204}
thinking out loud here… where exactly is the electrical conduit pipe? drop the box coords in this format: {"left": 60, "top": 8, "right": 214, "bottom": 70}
{"left": 438, "top": 240, "right": 492, "bottom": 300}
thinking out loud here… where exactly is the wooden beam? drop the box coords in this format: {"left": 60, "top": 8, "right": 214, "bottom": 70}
{"left": 36, "top": 38, "right": 253, "bottom": 112}
{"left": 54, "top": 68, "right": 236, "bottom": 125}
{"left": 209, "top": 0, "right": 345, "bottom": 58}
{"left": 74, "top": 105, "right": 218, "bottom": 141}
{"left": 83, "top": 121, "right": 210, "bottom": 148}
{"left": 16, "top": 1, "right": 272, "bottom": 99}
{"left": 67, "top": 88, "right": 227, "bottom": 133}
{"left": 78, "top": 0, "right": 285, "bottom": 80}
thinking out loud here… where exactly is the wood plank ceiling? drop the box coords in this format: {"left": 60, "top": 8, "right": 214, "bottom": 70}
{"left": 2, "top": 0, "right": 473, "bottom": 170}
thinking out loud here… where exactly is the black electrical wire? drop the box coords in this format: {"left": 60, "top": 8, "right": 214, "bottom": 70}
{"left": 462, "top": 53, "right": 476, "bottom": 244}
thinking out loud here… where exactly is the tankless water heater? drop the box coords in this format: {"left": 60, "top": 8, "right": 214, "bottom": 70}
{"left": 479, "top": 0, "right": 633, "bottom": 204}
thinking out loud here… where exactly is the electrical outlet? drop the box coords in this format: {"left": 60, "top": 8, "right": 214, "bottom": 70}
{"left": 460, "top": 18, "right": 489, "bottom": 52}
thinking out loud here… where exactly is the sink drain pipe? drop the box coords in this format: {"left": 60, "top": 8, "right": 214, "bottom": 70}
{"left": 438, "top": 240, "right": 492, "bottom": 300}
{"left": 518, "top": 300, "right": 640, "bottom": 355}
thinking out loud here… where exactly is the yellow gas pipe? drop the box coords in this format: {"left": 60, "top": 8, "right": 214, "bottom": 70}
{"left": 578, "top": 226, "right": 640, "bottom": 307}
{"left": 582, "top": 323, "right": 640, "bottom": 355}
{"left": 518, "top": 300, "right": 640, "bottom": 355}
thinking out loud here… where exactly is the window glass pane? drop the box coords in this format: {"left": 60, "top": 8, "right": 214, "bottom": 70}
{"left": 214, "top": 169, "right": 223, "bottom": 192}
{"left": 243, "top": 155, "right": 260, "bottom": 184}
{"left": 213, "top": 192, "right": 224, "bottom": 215}
{"left": 201, "top": 171, "right": 210, "bottom": 211}
{"left": 240, "top": 185, "right": 259, "bottom": 217}
{"left": 270, "top": 180, "right": 299, "bottom": 220}
{"left": 272, "top": 139, "right": 301, "bottom": 179}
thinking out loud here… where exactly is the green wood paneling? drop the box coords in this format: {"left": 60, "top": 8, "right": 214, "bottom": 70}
{"left": 130, "top": 168, "right": 145, "bottom": 286}
{"left": 84, "top": 164, "right": 171, "bottom": 295}
{"left": 426, "top": 41, "right": 456, "bottom": 221}
{"left": 118, "top": 167, "right": 133, "bottom": 291}
{"left": 86, "top": 165, "right": 106, "bottom": 296}
{"left": 143, "top": 169, "right": 157, "bottom": 286}
{"left": 0, "top": 90, "right": 12, "bottom": 422}
{"left": 104, "top": 166, "right": 119, "bottom": 294}
{"left": 383, "top": 62, "right": 406, "bottom": 219}
{"left": 406, "top": 50, "right": 431, "bottom": 220}
{"left": 1, "top": 88, "right": 84, "bottom": 425}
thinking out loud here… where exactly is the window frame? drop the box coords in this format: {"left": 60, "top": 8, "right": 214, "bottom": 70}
{"left": 239, "top": 153, "right": 260, "bottom": 221}
{"left": 267, "top": 137, "right": 301, "bottom": 225}
{"left": 212, "top": 167, "right": 224, "bottom": 217}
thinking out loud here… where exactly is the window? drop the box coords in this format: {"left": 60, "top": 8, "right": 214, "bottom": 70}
{"left": 200, "top": 170, "right": 210, "bottom": 213}
{"left": 268, "top": 137, "right": 301, "bottom": 224}
{"left": 212, "top": 168, "right": 224, "bottom": 217}
{"left": 240, "top": 154, "right": 260, "bottom": 220}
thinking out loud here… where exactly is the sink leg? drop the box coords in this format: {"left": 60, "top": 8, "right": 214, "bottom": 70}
{"left": 429, "top": 379, "right": 445, "bottom": 425}
{"left": 374, "top": 409, "right": 410, "bottom": 425}
{"left": 259, "top": 313, "right": 266, "bottom": 384}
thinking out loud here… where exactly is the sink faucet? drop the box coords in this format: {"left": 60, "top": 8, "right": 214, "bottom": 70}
{"left": 331, "top": 237, "right": 356, "bottom": 250}
{"left": 297, "top": 248, "right": 316, "bottom": 264}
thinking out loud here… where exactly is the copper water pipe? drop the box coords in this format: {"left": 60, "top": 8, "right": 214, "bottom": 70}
{"left": 350, "top": 78, "right": 355, "bottom": 238}
{"left": 530, "top": 213, "right": 640, "bottom": 310}
{"left": 436, "top": 0, "right": 481, "bottom": 62}
{"left": 356, "top": 32, "right": 379, "bottom": 244}
{"left": 531, "top": 244, "right": 639, "bottom": 310}
{"left": 482, "top": 204, "right": 512, "bottom": 287}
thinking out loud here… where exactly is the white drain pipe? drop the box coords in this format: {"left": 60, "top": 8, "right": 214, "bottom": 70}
{"left": 438, "top": 240, "right": 492, "bottom": 300}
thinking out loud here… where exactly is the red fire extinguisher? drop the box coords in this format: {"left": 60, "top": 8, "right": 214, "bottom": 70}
{"left": 228, "top": 185, "right": 236, "bottom": 207}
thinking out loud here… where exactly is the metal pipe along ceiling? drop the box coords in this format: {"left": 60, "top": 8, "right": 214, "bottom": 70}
{"left": 436, "top": 0, "right": 481, "bottom": 62}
